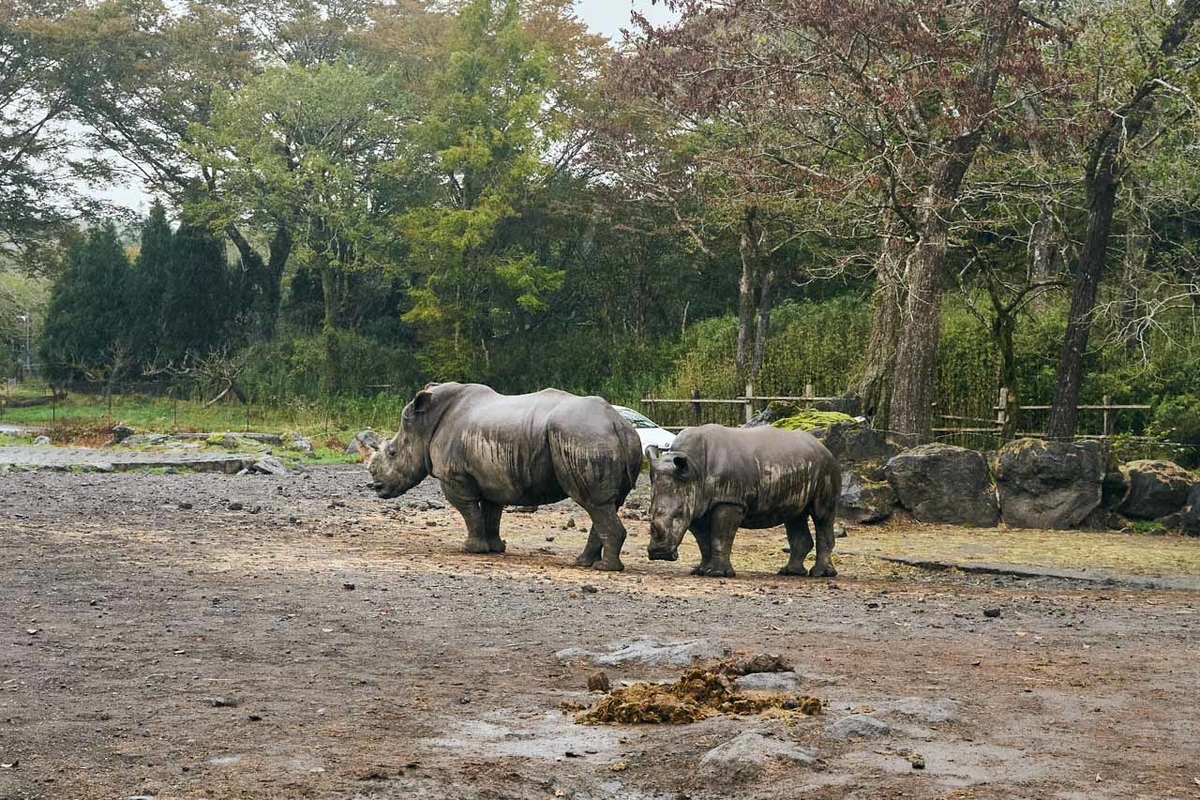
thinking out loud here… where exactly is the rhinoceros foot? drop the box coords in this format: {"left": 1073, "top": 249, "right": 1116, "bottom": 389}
{"left": 807, "top": 564, "right": 838, "bottom": 578}
{"left": 573, "top": 553, "right": 599, "bottom": 567}
{"left": 777, "top": 564, "right": 809, "bottom": 577}
{"left": 463, "top": 537, "right": 492, "bottom": 554}
{"left": 690, "top": 563, "right": 710, "bottom": 576}
{"left": 700, "top": 565, "right": 736, "bottom": 578}
{"left": 487, "top": 538, "right": 507, "bottom": 553}
{"left": 592, "top": 558, "right": 625, "bottom": 572}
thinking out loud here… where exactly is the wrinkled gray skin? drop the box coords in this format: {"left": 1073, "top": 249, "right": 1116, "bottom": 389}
{"left": 647, "top": 424, "right": 841, "bottom": 578}
{"left": 368, "top": 383, "right": 643, "bottom": 570}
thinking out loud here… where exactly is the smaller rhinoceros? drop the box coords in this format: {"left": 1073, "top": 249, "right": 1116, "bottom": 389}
{"left": 368, "top": 383, "right": 643, "bottom": 570}
{"left": 646, "top": 424, "right": 840, "bottom": 578}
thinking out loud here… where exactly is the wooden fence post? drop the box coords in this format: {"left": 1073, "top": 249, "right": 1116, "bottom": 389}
{"left": 997, "top": 387, "right": 1008, "bottom": 429}
{"left": 804, "top": 380, "right": 813, "bottom": 403}
{"left": 744, "top": 380, "right": 755, "bottom": 424}
{"left": 1103, "top": 395, "right": 1113, "bottom": 437}
{"left": 690, "top": 389, "right": 701, "bottom": 427}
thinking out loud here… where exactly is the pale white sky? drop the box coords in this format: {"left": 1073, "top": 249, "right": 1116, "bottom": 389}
{"left": 576, "top": 0, "right": 675, "bottom": 41}
{"left": 93, "top": 0, "right": 677, "bottom": 213}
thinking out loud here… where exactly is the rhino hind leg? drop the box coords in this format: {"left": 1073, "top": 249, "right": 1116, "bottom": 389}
{"left": 808, "top": 512, "right": 838, "bottom": 577}
{"left": 580, "top": 505, "right": 627, "bottom": 571}
{"left": 573, "top": 527, "right": 603, "bottom": 567}
{"left": 779, "top": 516, "right": 814, "bottom": 577}
{"left": 481, "top": 500, "right": 506, "bottom": 553}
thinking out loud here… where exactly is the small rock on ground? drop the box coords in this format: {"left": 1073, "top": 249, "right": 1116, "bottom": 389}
{"left": 733, "top": 671, "right": 804, "bottom": 693}
{"left": 698, "top": 731, "right": 816, "bottom": 783}
{"left": 554, "top": 637, "right": 723, "bottom": 667}
{"left": 826, "top": 714, "right": 891, "bottom": 740}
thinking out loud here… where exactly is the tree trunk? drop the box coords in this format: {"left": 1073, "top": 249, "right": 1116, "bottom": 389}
{"left": 735, "top": 209, "right": 760, "bottom": 379}
{"left": 1047, "top": 0, "right": 1200, "bottom": 439}
{"left": 890, "top": 135, "right": 984, "bottom": 446}
{"left": 857, "top": 225, "right": 910, "bottom": 425}
{"left": 1046, "top": 168, "right": 1118, "bottom": 440}
{"left": 1028, "top": 199, "right": 1060, "bottom": 311}
{"left": 1119, "top": 194, "right": 1150, "bottom": 353}
{"left": 883, "top": 1, "right": 1018, "bottom": 445}
{"left": 997, "top": 315, "right": 1019, "bottom": 440}
{"left": 888, "top": 218, "right": 950, "bottom": 446}
{"left": 747, "top": 263, "right": 777, "bottom": 386}
{"left": 225, "top": 223, "right": 292, "bottom": 341}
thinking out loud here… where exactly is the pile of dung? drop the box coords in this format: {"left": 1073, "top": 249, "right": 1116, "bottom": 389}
{"left": 576, "top": 658, "right": 822, "bottom": 725}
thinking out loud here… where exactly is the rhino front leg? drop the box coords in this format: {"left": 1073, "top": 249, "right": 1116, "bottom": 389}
{"left": 582, "top": 505, "right": 626, "bottom": 571}
{"left": 701, "top": 504, "right": 742, "bottom": 578}
{"left": 689, "top": 517, "right": 713, "bottom": 576}
{"left": 442, "top": 481, "right": 492, "bottom": 554}
{"left": 779, "top": 516, "right": 813, "bottom": 576}
{"left": 481, "top": 500, "right": 506, "bottom": 553}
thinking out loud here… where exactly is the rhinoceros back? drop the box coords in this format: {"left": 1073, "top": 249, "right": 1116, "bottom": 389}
{"left": 428, "top": 385, "right": 641, "bottom": 507}
{"left": 675, "top": 424, "right": 838, "bottom": 525}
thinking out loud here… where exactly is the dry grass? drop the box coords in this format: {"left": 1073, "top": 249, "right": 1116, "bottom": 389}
{"left": 843, "top": 522, "right": 1200, "bottom": 577}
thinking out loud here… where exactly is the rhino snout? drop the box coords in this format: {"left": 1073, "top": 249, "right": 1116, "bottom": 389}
{"left": 647, "top": 545, "right": 679, "bottom": 562}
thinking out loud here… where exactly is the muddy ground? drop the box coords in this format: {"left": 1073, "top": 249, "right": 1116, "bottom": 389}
{"left": 2, "top": 464, "right": 1198, "bottom": 799}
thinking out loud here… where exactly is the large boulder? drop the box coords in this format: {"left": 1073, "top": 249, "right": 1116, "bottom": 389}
{"left": 1101, "top": 470, "right": 1129, "bottom": 510}
{"left": 1181, "top": 484, "right": 1200, "bottom": 537}
{"left": 1118, "top": 460, "right": 1193, "bottom": 520}
{"left": 838, "top": 469, "right": 896, "bottom": 524}
{"left": 995, "top": 439, "right": 1104, "bottom": 529}
{"left": 886, "top": 444, "right": 999, "bottom": 527}
{"left": 346, "top": 430, "right": 382, "bottom": 461}
{"left": 814, "top": 420, "right": 898, "bottom": 464}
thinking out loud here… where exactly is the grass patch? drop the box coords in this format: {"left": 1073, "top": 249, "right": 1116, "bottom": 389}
{"left": 0, "top": 381, "right": 399, "bottom": 455}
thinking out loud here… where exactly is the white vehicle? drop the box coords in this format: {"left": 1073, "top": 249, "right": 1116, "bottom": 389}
{"left": 611, "top": 405, "right": 675, "bottom": 454}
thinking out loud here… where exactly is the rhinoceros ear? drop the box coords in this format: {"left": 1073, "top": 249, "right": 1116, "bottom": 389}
{"left": 646, "top": 445, "right": 662, "bottom": 461}
{"left": 412, "top": 389, "right": 434, "bottom": 414}
{"left": 672, "top": 454, "right": 689, "bottom": 476}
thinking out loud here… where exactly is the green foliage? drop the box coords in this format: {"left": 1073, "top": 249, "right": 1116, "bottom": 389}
{"left": 772, "top": 409, "right": 855, "bottom": 431}
{"left": 1150, "top": 394, "right": 1200, "bottom": 448}
{"left": 39, "top": 222, "right": 131, "bottom": 379}
{"left": 161, "top": 223, "right": 231, "bottom": 362}
{"left": 236, "top": 330, "right": 420, "bottom": 404}
{"left": 398, "top": 0, "right": 564, "bottom": 378}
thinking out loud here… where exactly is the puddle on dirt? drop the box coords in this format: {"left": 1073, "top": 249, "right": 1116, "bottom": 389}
{"left": 425, "top": 709, "right": 621, "bottom": 761}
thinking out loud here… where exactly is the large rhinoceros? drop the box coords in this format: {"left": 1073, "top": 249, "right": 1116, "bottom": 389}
{"left": 368, "top": 383, "right": 643, "bottom": 570}
{"left": 646, "top": 424, "right": 840, "bottom": 578}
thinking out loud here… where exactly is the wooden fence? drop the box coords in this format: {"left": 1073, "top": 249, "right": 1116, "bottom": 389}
{"left": 641, "top": 381, "right": 839, "bottom": 430}
{"left": 640, "top": 384, "right": 1152, "bottom": 445}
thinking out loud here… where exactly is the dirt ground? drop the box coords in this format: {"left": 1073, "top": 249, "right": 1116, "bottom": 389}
{"left": 2, "top": 464, "right": 1199, "bottom": 800}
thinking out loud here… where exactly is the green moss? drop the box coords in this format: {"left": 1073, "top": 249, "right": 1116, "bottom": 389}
{"left": 772, "top": 409, "right": 855, "bottom": 431}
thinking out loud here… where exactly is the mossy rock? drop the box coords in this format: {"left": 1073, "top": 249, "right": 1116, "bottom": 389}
{"left": 772, "top": 409, "right": 856, "bottom": 431}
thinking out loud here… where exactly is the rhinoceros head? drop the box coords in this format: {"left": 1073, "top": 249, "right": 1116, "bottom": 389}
{"left": 646, "top": 445, "right": 700, "bottom": 561}
{"left": 368, "top": 387, "right": 438, "bottom": 498}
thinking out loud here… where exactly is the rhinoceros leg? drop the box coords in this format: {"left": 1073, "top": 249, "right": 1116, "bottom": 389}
{"left": 481, "top": 500, "right": 506, "bottom": 553}
{"left": 779, "top": 516, "right": 813, "bottom": 576}
{"left": 581, "top": 505, "right": 627, "bottom": 571}
{"left": 808, "top": 511, "right": 838, "bottom": 577}
{"left": 699, "top": 503, "right": 742, "bottom": 578}
{"left": 689, "top": 517, "right": 713, "bottom": 576}
{"left": 441, "top": 481, "right": 493, "bottom": 554}
{"left": 573, "top": 527, "right": 603, "bottom": 567}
